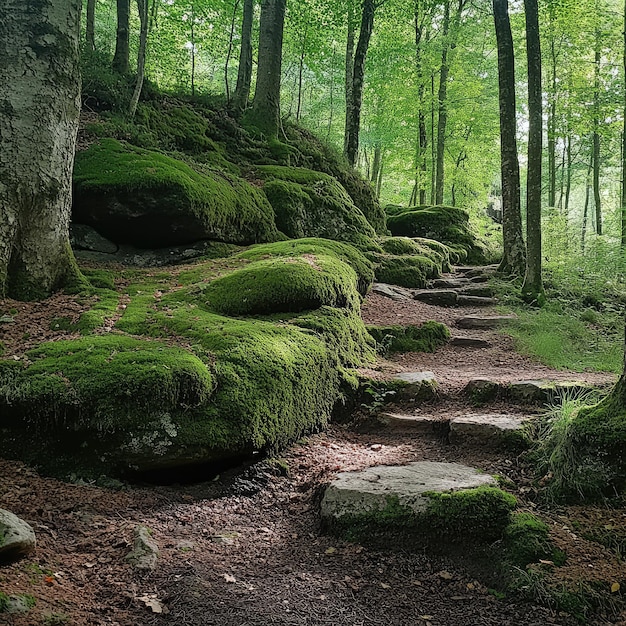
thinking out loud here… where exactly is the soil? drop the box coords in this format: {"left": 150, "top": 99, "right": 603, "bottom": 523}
{"left": 1, "top": 270, "right": 625, "bottom": 626}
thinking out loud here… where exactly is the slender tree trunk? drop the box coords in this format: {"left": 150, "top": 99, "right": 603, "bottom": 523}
{"left": 225, "top": 0, "right": 241, "bottom": 104}
{"left": 376, "top": 153, "right": 384, "bottom": 198}
{"left": 622, "top": 0, "right": 626, "bottom": 246}
{"left": 593, "top": 34, "right": 602, "bottom": 235}
{"left": 565, "top": 135, "right": 572, "bottom": 214}
{"left": 493, "top": 0, "right": 526, "bottom": 276}
{"left": 582, "top": 155, "right": 593, "bottom": 252}
{"left": 249, "top": 0, "right": 287, "bottom": 138}
{"left": 86, "top": 0, "right": 96, "bottom": 52}
{"left": 344, "top": 0, "right": 355, "bottom": 156}
{"left": 113, "top": 0, "right": 130, "bottom": 74}
{"left": 344, "top": 0, "right": 376, "bottom": 167}
{"left": 129, "top": 0, "right": 149, "bottom": 118}
{"left": 547, "top": 30, "right": 557, "bottom": 208}
{"left": 327, "top": 44, "right": 336, "bottom": 140}
{"left": 296, "top": 23, "right": 308, "bottom": 121}
{"left": 233, "top": 0, "right": 254, "bottom": 112}
{"left": 430, "top": 71, "right": 436, "bottom": 205}
{"left": 371, "top": 143, "right": 382, "bottom": 186}
{"left": 413, "top": 1, "right": 428, "bottom": 206}
{"left": 190, "top": 4, "right": 196, "bottom": 97}
{"left": 0, "top": 0, "right": 82, "bottom": 299}
{"left": 558, "top": 139, "right": 566, "bottom": 210}
{"left": 521, "top": 0, "right": 544, "bottom": 303}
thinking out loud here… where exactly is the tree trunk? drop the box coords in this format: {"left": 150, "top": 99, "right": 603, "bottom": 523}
{"left": 344, "top": 0, "right": 376, "bottom": 168}
{"left": 225, "top": 0, "right": 241, "bottom": 105}
{"left": 113, "top": 0, "right": 130, "bottom": 74}
{"left": 0, "top": 0, "right": 82, "bottom": 300}
{"left": 233, "top": 0, "right": 254, "bottom": 112}
{"left": 129, "top": 0, "right": 149, "bottom": 118}
{"left": 86, "top": 0, "right": 96, "bottom": 52}
{"left": 344, "top": 0, "right": 355, "bottom": 157}
{"left": 547, "top": 27, "right": 557, "bottom": 208}
{"left": 582, "top": 155, "right": 592, "bottom": 252}
{"left": 493, "top": 0, "right": 526, "bottom": 276}
{"left": 190, "top": 3, "right": 196, "bottom": 97}
{"left": 521, "top": 0, "right": 544, "bottom": 304}
{"left": 593, "top": 34, "right": 602, "bottom": 235}
{"left": 376, "top": 153, "right": 384, "bottom": 198}
{"left": 430, "top": 71, "right": 436, "bottom": 204}
{"left": 371, "top": 144, "right": 382, "bottom": 186}
{"left": 248, "top": 0, "right": 287, "bottom": 138}
{"left": 622, "top": 0, "right": 626, "bottom": 247}
{"left": 414, "top": 0, "right": 428, "bottom": 206}
{"left": 565, "top": 135, "right": 572, "bottom": 214}
{"left": 296, "top": 23, "right": 308, "bottom": 121}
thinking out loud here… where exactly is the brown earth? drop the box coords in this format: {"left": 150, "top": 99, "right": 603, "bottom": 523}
{"left": 1, "top": 271, "right": 625, "bottom": 626}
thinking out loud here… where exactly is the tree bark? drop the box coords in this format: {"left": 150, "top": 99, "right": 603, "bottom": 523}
{"left": 414, "top": 0, "right": 428, "bottom": 206}
{"left": 623, "top": 0, "right": 626, "bottom": 246}
{"left": 225, "top": 0, "right": 241, "bottom": 105}
{"left": 248, "top": 0, "right": 287, "bottom": 138}
{"left": 86, "top": 0, "right": 96, "bottom": 51}
{"left": 112, "top": 0, "right": 130, "bottom": 74}
{"left": 582, "top": 154, "right": 592, "bottom": 251}
{"left": 593, "top": 33, "right": 602, "bottom": 235}
{"left": 296, "top": 23, "right": 308, "bottom": 121}
{"left": 0, "top": 0, "right": 82, "bottom": 300}
{"left": 343, "top": 0, "right": 355, "bottom": 157}
{"left": 521, "top": 0, "right": 544, "bottom": 304}
{"left": 493, "top": 0, "right": 526, "bottom": 276}
{"left": 233, "top": 0, "right": 254, "bottom": 112}
{"left": 344, "top": 0, "right": 376, "bottom": 168}
{"left": 129, "top": 0, "right": 149, "bottom": 118}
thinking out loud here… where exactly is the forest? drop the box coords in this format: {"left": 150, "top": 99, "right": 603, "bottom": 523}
{"left": 0, "top": 0, "right": 626, "bottom": 624}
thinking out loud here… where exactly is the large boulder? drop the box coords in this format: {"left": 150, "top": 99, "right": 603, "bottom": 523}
{"left": 73, "top": 139, "right": 280, "bottom": 248}
{"left": 0, "top": 509, "right": 36, "bottom": 563}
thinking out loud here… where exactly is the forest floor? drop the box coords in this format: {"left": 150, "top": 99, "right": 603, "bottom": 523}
{"left": 1, "top": 270, "right": 625, "bottom": 626}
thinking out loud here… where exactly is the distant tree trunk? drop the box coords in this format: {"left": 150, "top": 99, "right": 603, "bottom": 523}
{"left": 113, "top": 0, "right": 130, "bottom": 74}
{"left": 371, "top": 143, "right": 382, "bottom": 186}
{"left": 0, "top": 0, "right": 82, "bottom": 300}
{"left": 86, "top": 0, "right": 96, "bottom": 52}
{"left": 233, "top": 0, "right": 254, "bottom": 112}
{"left": 547, "top": 28, "right": 557, "bottom": 208}
{"left": 521, "top": 0, "right": 544, "bottom": 303}
{"left": 225, "top": 0, "right": 241, "bottom": 104}
{"left": 582, "top": 155, "right": 592, "bottom": 251}
{"left": 327, "top": 44, "right": 336, "bottom": 139}
{"left": 249, "top": 0, "right": 286, "bottom": 138}
{"left": 564, "top": 135, "right": 572, "bottom": 214}
{"left": 376, "top": 153, "right": 384, "bottom": 198}
{"left": 296, "top": 23, "right": 308, "bottom": 121}
{"left": 344, "top": 0, "right": 376, "bottom": 167}
{"left": 129, "top": 0, "right": 149, "bottom": 118}
{"left": 344, "top": 0, "right": 355, "bottom": 156}
{"left": 593, "top": 34, "right": 602, "bottom": 235}
{"left": 493, "top": 0, "right": 526, "bottom": 276}
{"left": 623, "top": 0, "right": 626, "bottom": 246}
{"left": 413, "top": 0, "right": 428, "bottom": 206}
{"left": 430, "top": 70, "right": 436, "bottom": 204}
{"left": 190, "top": 3, "right": 196, "bottom": 97}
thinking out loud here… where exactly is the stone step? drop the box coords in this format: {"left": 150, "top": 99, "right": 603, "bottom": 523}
{"left": 456, "top": 314, "right": 517, "bottom": 329}
{"left": 430, "top": 278, "right": 472, "bottom": 289}
{"left": 379, "top": 411, "right": 448, "bottom": 434}
{"left": 321, "top": 462, "right": 506, "bottom": 540}
{"left": 392, "top": 371, "right": 437, "bottom": 401}
{"left": 456, "top": 295, "right": 497, "bottom": 307}
{"left": 457, "top": 285, "right": 494, "bottom": 298}
{"left": 413, "top": 289, "right": 458, "bottom": 307}
{"left": 449, "top": 413, "right": 532, "bottom": 447}
{"left": 372, "top": 282, "right": 415, "bottom": 301}
{"left": 450, "top": 336, "right": 491, "bottom": 348}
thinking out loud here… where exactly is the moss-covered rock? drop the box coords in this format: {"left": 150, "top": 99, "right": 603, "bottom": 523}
{"left": 380, "top": 236, "right": 452, "bottom": 273}
{"left": 385, "top": 205, "right": 486, "bottom": 264}
{"left": 503, "top": 513, "right": 562, "bottom": 567}
{"left": 193, "top": 254, "right": 361, "bottom": 316}
{"left": 367, "top": 321, "right": 450, "bottom": 354}
{"left": 238, "top": 238, "right": 374, "bottom": 296}
{"left": 73, "top": 138, "right": 280, "bottom": 248}
{"left": 367, "top": 252, "right": 440, "bottom": 288}
{"left": 256, "top": 166, "right": 377, "bottom": 247}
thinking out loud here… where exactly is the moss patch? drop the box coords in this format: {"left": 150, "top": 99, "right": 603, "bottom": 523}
{"left": 367, "top": 321, "right": 450, "bottom": 354}
{"left": 367, "top": 252, "right": 440, "bottom": 288}
{"left": 503, "top": 512, "right": 564, "bottom": 567}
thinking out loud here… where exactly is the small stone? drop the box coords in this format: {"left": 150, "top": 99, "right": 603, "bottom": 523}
{"left": 456, "top": 315, "right": 517, "bottom": 330}
{"left": 0, "top": 509, "right": 36, "bottom": 563}
{"left": 126, "top": 525, "right": 159, "bottom": 571}
{"left": 464, "top": 378, "right": 501, "bottom": 404}
{"left": 393, "top": 372, "right": 437, "bottom": 401}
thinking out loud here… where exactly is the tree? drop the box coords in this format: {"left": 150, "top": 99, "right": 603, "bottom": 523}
{"left": 233, "top": 0, "right": 254, "bottom": 112}
{"left": 113, "top": 0, "right": 131, "bottom": 74}
{"left": 248, "top": 0, "right": 287, "bottom": 137}
{"left": 86, "top": 0, "right": 96, "bottom": 52}
{"left": 129, "top": 0, "right": 150, "bottom": 118}
{"left": 493, "top": 0, "right": 525, "bottom": 275}
{"left": 0, "top": 0, "right": 83, "bottom": 299}
{"left": 521, "top": 0, "right": 545, "bottom": 303}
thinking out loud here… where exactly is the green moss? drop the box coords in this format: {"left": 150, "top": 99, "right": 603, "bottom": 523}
{"left": 192, "top": 254, "right": 360, "bottom": 316}
{"left": 74, "top": 139, "right": 280, "bottom": 246}
{"left": 367, "top": 252, "right": 440, "bottom": 288}
{"left": 423, "top": 486, "right": 517, "bottom": 541}
{"left": 238, "top": 238, "right": 374, "bottom": 295}
{"left": 503, "top": 512, "right": 563, "bottom": 567}
{"left": 367, "top": 321, "right": 450, "bottom": 354}
{"left": 256, "top": 165, "right": 377, "bottom": 246}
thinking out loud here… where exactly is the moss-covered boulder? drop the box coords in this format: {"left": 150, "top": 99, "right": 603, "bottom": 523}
{"left": 380, "top": 236, "right": 452, "bottom": 273}
{"left": 256, "top": 166, "right": 377, "bottom": 248}
{"left": 385, "top": 205, "right": 486, "bottom": 264}
{"left": 367, "top": 321, "right": 450, "bottom": 354}
{"left": 73, "top": 138, "right": 280, "bottom": 248}
{"left": 367, "top": 252, "right": 440, "bottom": 288}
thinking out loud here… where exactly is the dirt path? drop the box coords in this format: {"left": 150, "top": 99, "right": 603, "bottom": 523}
{"left": 1, "top": 271, "right": 625, "bottom": 626}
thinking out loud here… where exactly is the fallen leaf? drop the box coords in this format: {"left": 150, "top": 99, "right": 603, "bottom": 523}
{"left": 224, "top": 574, "right": 237, "bottom": 583}
{"left": 611, "top": 582, "right": 621, "bottom": 593}
{"left": 137, "top": 595, "right": 169, "bottom": 614}
{"left": 325, "top": 547, "right": 337, "bottom": 555}
{"left": 438, "top": 570, "right": 453, "bottom": 581}
{"left": 380, "top": 582, "right": 391, "bottom": 589}
{"left": 539, "top": 560, "right": 555, "bottom": 567}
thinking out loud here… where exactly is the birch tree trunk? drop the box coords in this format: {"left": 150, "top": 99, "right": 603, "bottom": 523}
{"left": 493, "top": 0, "right": 526, "bottom": 276}
{"left": 112, "top": 0, "right": 130, "bottom": 74}
{"left": 233, "top": 0, "right": 254, "bottom": 112}
{"left": 0, "top": 0, "right": 82, "bottom": 300}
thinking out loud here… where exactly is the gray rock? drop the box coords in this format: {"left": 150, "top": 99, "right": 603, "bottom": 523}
{"left": 450, "top": 336, "right": 491, "bottom": 348}
{"left": 378, "top": 412, "right": 447, "bottom": 434}
{"left": 465, "top": 378, "right": 501, "bottom": 403}
{"left": 457, "top": 286, "right": 494, "bottom": 298}
{"left": 70, "top": 223, "right": 118, "bottom": 254}
{"left": 449, "top": 413, "right": 531, "bottom": 447}
{"left": 0, "top": 509, "right": 36, "bottom": 563}
{"left": 456, "top": 315, "right": 517, "bottom": 329}
{"left": 456, "top": 295, "right": 497, "bottom": 307}
{"left": 507, "top": 380, "right": 596, "bottom": 405}
{"left": 430, "top": 278, "right": 471, "bottom": 289}
{"left": 126, "top": 525, "right": 159, "bottom": 571}
{"left": 393, "top": 371, "right": 437, "bottom": 401}
{"left": 320, "top": 461, "right": 497, "bottom": 522}
{"left": 413, "top": 289, "right": 458, "bottom": 307}
{"left": 372, "top": 282, "right": 415, "bottom": 301}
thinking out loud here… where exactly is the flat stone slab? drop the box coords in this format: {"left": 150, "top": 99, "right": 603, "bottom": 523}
{"left": 379, "top": 412, "right": 446, "bottom": 434}
{"left": 456, "top": 314, "right": 517, "bottom": 329}
{"left": 507, "top": 380, "right": 596, "bottom": 404}
{"left": 413, "top": 289, "right": 458, "bottom": 307}
{"left": 456, "top": 295, "right": 497, "bottom": 307}
{"left": 393, "top": 371, "right": 437, "bottom": 401}
{"left": 450, "top": 336, "right": 491, "bottom": 348}
{"left": 430, "top": 278, "right": 471, "bottom": 289}
{"left": 372, "top": 282, "right": 415, "bottom": 301}
{"left": 321, "top": 461, "right": 497, "bottom": 521}
{"left": 457, "top": 286, "right": 494, "bottom": 298}
{"left": 449, "top": 413, "right": 531, "bottom": 446}
{"left": 0, "top": 509, "right": 36, "bottom": 563}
